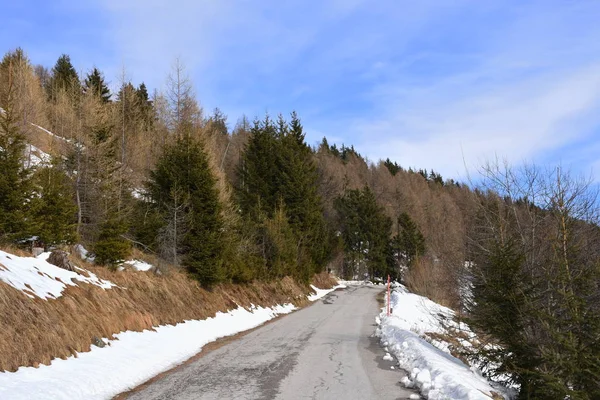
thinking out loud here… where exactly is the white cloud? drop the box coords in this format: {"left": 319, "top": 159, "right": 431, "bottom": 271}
{"left": 93, "top": 0, "right": 600, "bottom": 180}
{"left": 356, "top": 63, "right": 600, "bottom": 179}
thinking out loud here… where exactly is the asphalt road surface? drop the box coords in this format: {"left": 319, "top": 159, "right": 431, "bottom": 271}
{"left": 123, "top": 285, "right": 419, "bottom": 400}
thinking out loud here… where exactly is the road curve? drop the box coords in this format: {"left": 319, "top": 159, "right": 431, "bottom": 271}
{"left": 122, "top": 285, "right": 419, "bottom": 400}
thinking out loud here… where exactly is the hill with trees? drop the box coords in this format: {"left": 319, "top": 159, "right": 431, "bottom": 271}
{"left": 1, "top": 47, "right": 600, "bottom": 397}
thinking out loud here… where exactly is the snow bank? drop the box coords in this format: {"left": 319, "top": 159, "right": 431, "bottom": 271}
{"left": 74, "top": 244, "right": 95, "bottom": 263}
{"left": 378, "top": 284, "right": 507, "bottom": 400}
{"left": 337, "top": 279, "right": 373, "bottom": 286}
{"left": 0, "top": 303, "right": 296, "bottom": 400}
{"left": 0, "top": 250, "right": 115, "bottom": 300}
{"left": 307, "top": 283, "right": 346, "bottom": 301}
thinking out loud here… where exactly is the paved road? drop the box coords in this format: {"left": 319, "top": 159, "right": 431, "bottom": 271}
{"left": 124, "top": 285, "right": 419, "bottom": 400}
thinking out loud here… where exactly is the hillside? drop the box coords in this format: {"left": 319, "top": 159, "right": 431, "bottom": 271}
{"left": 0, "top": 246, "right": 337, "bottom": 374}
{"left": 2, "top": 47, "right": 600, "bottom": 397}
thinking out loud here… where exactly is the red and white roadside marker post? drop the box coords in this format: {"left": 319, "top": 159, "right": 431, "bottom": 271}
{"left": 386, "top": 274, "right": 391, "bottom": 316}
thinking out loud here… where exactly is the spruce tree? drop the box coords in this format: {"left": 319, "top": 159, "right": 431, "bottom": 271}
{"left": 135, "top": 82, "right": 154, "bottom": 129}
{"left": 237, "top": 116, "right": 279, "bottom": 218}
{"left": 393, "top": 212, "right": 426, "bottom": 270}
{"left": 94, "top": 218, "right": 131, "bottom": 266}
{"left": 147, "top": 134, "right": 224, "bottom": 286}
{"left": 48, "top": 54, "right": 80, "bottom": 100}
{"left": 237, "top": 113, "right": 331, "bottom": 280}
{"left": 30, "top": 160, "right": 77, "bottom": 247}
{"left": 0, "top": 55, "right": 32, "bottom": 242}
{"left": 84, "top": 68, "right": 110, "bottom": 103}
{"left": 335, "top": 186, "right": 392, "bottom": 279}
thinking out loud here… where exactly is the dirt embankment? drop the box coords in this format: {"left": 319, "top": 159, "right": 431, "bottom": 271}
{"left": 0, "top": 252, "right": 336, "bottom": 372}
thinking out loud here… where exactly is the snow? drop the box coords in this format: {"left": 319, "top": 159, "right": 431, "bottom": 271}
{"left": 24, "top": 144, "right": 51, "bottom": 168}
{"left": 122, "top": 259, "right": 154, "bottom": 272}
{"left": 307, "top": 283, "right": 346, "bottom": 301}
{"left": 377, "top": 284, "right": 508, "bottom": 400}
{"left": 74, "top": 244, "right": 95, "bottom": 263}
{"left": 31, "top": 123, "right": 73, "bottom": 145}
{"left": 0, "top": 303, "right": 296, "bottom": 400}
{"left": 0, "top": 250, "right": 115, "bottom": 300}
{"left": 336, "top": 279, "right": 373, "bottom": 286}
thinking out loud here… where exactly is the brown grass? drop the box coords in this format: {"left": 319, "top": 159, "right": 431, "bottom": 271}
{"left": 310, "top": 271, "right": 338, "bottom": 289}
{"left": 0, "top": 256, "right": 318, "bottom": 372}
{"left": 404, "top": 257, "right": 455, "bottom": 308}
{"left": 1, "top": 245, "right": 32, "bottom": 257}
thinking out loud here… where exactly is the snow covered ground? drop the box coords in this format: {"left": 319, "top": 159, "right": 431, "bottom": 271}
{"left": 307, "top": 283, "right": 346, "bottom": 301}
{"left": 122, "top": 259, "right": 154, "bottom": 271}
{"left": 24, "top": 143, "right": 51, "bottom": 168}
{"left": 0, "top": 303, "right": 296, "bottom": 400}
{"left": 377, "top": 283, "right": 510, "bottom": 400}
{"left": 0, "top": 250, "right": 115, "bottom": 300}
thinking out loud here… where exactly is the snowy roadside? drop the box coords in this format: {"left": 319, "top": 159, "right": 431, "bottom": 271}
{"left": 0, "top": 303, "right": 296, "bottom": 400}
{"left": 376, "top": 284, "right": 511, "bottom": 400}
{"left": 307, "top": 283, "right": 346, "bottom": 301}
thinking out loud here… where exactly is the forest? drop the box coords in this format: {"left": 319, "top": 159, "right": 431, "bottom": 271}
{"left": 1, "top": 48, "right": 599, "bottom": 398}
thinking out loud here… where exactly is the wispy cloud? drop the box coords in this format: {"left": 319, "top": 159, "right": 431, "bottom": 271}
{"left": 4, "top": 0, "right": 600, "bottom": 179}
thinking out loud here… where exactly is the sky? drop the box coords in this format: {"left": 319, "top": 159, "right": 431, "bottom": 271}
{"left": 2, "top": 0, "right": 600, "bottom": 181}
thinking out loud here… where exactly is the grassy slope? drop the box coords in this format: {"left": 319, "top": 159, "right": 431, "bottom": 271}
{"left": 0, "top": 250, "right": 337, "bottom": 372}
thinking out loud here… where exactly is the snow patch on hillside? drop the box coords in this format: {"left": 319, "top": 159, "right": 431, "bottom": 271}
{"left": 377, "top": 284, "right": 511, "bottom": 400}
{"left": 0, "top": 250, "right": 115, "bottom": 300}
{"left": 122, "top": 259, "right": 154, "bottom": 272}
{"left": 0, "top": 303, "right": 296, "bottom": 400}
{"left": 24, "top": 144, "right": 51, "bottom": 167}
{"left": 31, "top": 123, "right": 73, "bottom": 144}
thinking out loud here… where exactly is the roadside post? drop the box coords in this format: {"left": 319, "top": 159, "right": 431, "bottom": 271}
{"left": 386, "top": 275, "right": 391, "bottom": 316}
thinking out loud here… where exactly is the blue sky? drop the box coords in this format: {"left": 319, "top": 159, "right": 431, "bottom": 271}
{"left": 3, "top": 0, "right": 600, "bottom": 180}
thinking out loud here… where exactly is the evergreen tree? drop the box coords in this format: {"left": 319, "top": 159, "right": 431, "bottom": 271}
{"left": 47, "top": 54, "right": 80, "bottom": 99}
{"left": 237, "top": 116, "right": 279, "bottom": 217}
{"left": 237, "top": 113, "right": 331, "bottom": 280}
{"left": 279, "top": 112, "right": 330, "bottom": 271}
{"left": 94, "top": 218, "right": 131, "bottom": 266}
{"left": 135, "top": 82, "right": 154, "bottom": 129}
{"left": 147, "top": 134, "right": 224, "bottom": 286}
{"left": 83, "top": 68, "right": 110, "bottom": 103}
{"left": 468, "top": 237, "right": 539, "bottom": 395}
{"left": 334, "top": 186, "right": 392, "bottom": 279}
{"left": 207, "top": 108, "right": 228, "bottom": 136}
{"left": 383, "top": 158, "right": 401, "bottom": 176}
{"left": 0, "top": 54, "right": 32, "bottom": 242}
{"left": 30, "top": 160, "right": 77, "bottom": 247}
{"left": 392, "top": 212, "right": 426, "bottom": 271}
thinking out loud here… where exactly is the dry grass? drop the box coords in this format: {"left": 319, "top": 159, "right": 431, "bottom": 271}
{"left": 1, "top": 244, "right": 32, "bottom": 257}
{"left": 0, "top": 256, "right": 315, "bottom": 372}
{"left": 310, "top": 271, "right": 338, "bottom": 289}
{"left": 405, "top": 257, "right": 455, "bottom": 309}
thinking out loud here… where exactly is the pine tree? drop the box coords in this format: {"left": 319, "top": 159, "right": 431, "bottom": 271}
{"left": 236, "top": 113, "right": 331, "bottom": 280}
{"left": 237, "top": 116, "right": 279, "bottom": 217}
{"left": 135, "top": 82, "right": 154, "bottom": 130}
{"left": 335, "top": 186, "right": 392, "bottom": 279}
{"left": 29, "top": 159, "right": 77, "bottom": 247}
{"left": 83, "top": 68, "right": 110, "bottom": 103}
{"left": 147, "top": 134, "right": 224, "bottom": 286}
{"left": 393, "top": 212, "right": 426, "bottom": 271}
{"left": 94, "top": 218, "right": 131, "bottom": 266}
{"left": 47, "top": 54, "right": 80, "bottom": 100}
{"left": 0, "top": 53, "right": 33, "bottom": 242}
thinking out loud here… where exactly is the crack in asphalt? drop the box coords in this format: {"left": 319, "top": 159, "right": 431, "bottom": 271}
{"left": 123, "top": 286, "right": 420, "bottom": 400}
